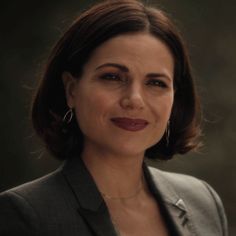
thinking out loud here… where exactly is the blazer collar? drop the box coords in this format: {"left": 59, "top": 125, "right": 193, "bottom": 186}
{"left": 61, "top": 157, "right": 196, "bottom": 236}
{"left": 61, "top": 156, "right": 117, "bottom": 236}
{"left": 144, "top": 164, "right": 197, "bottom": 236}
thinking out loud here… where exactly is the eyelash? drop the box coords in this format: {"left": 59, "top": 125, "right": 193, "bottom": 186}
{"left": 99, "top": 73, "right": 123, "bottom": 81}
{"left": 99, "top": 73, "right": 168, "bottom": 88}
{"left": 146, "top": 79, "right": 168, "bottom": 88}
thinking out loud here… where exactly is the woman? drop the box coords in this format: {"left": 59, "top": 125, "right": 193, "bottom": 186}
{"left": 0, "top": 0, "right": 228, "bottom": 235}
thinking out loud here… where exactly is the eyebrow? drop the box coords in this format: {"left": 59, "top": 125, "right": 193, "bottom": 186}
{"left": 95, "top": 63, "right": 172, "bottom": 81}
{"left": 95, "top": 63, "right": 129, "bottom": 72}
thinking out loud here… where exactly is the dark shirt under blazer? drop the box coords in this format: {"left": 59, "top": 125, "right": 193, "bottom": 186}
{"left": 0, "top": 157, "right": 228, "bottom": 236}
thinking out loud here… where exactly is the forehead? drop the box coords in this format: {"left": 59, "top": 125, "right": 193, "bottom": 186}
{"left": 83, "top": 33, "right": 174, "bottom": 74}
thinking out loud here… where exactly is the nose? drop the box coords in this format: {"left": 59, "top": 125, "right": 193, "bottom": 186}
{"left": 120, "top": 83, "right": 145, "bottom": 110}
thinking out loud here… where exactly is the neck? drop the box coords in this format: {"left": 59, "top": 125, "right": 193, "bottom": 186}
{"left": 81, "top": 142, "right": 145, "bottom": 199}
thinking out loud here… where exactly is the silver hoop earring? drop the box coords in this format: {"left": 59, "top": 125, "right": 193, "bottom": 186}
{"left": 63, "top": 108, "right": 73, "bottom": 124}
{"left": 166, "top": 120, "right": 170, "bottom": 147}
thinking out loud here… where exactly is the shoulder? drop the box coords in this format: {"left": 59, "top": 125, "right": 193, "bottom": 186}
{"left": 0, "top": 167, "right": 69, "bottom": 236}
{"left": 0, "top": 188, "right": 41, "bottom": 236}
{"left": 0, "top": 167, "right": 65, "bottom": 204}
{"left": 148, "top": 166, "right": 222, "bottom": 206}
{"left": 147, "top": 166, "right": 228, "bottom": 235}
{"left": 148, "top": 165, "right": 203, "bottom": 186}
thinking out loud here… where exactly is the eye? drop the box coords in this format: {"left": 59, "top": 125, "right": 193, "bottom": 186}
{"left": 146, "top": 79, "right": 168, "bottom": 88}
{"left": 99, "top": 73, "right": 123, "bottom": 81}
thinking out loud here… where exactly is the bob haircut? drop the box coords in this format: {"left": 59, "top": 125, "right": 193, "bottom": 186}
{"left": 31, "top": 0, "right": 201, "bottom": 160}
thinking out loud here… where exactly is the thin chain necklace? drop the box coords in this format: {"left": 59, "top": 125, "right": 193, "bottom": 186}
{"left": 101, "top": 176, "right": 144, "bottom": 200}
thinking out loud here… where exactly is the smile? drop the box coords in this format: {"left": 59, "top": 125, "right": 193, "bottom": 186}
{"left": 110, "top": 117, "right": 149, "bottom": 132}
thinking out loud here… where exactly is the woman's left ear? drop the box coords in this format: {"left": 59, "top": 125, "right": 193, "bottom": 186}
{"left": 62, "top": 71, "right": 77, "bottom": 108}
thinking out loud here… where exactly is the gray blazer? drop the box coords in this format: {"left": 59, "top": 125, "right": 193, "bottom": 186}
{"left": 0, "top": 157, "right": 228, "bottom": 236}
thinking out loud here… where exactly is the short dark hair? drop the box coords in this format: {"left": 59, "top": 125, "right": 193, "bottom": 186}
{"left": 31, "top": 0, "right": 202, "bottom": 160}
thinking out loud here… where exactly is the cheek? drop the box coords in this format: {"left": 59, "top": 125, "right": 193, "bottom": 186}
{"left": 73, "top": 90, "right": 113, "bottom": 127}
{"left": 151, "top": 94, "right": 174, "bottom": 121}
{"left": 165, "top": 96, "right": 174, "bottom": 116}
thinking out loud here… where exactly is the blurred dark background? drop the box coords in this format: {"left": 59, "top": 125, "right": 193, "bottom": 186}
{"left": 0, "top": 0, "right": 235, "bottom": 234}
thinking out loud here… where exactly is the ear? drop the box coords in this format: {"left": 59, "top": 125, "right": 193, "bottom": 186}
{"left": 62, "top": 71, "right": 77, "bottom": 108}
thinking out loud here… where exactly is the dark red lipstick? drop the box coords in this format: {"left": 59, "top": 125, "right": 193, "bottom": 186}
{"left": 111, "top": 117, "right": 149, "bottom": 131}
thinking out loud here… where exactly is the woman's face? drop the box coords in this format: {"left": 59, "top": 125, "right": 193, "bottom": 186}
{"left": 63, "top": 33, "right": 174, "bottom": 157}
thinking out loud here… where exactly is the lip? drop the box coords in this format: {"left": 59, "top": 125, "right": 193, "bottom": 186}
{"left": 111, "top": 117, "right": 149, "bottom": 132}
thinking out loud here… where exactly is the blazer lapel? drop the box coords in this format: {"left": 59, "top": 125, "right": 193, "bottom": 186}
{"left": 143, "top": 163, "right": 197, "bottom": 236}
{"left": 62, "top": 157, "right": 117, "bottom": 236}
{"left": 61, "top": 157, "right": 197, "bottom": 236}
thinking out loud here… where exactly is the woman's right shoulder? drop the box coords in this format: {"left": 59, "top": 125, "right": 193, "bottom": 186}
{"left": 0, "top": 168, "right": 64, "bottom": 236}
{"left": 0, "top": 167, "right": 63, "bottom": 200}
{"left": 0, "top": 188, "right": 40, "bottom": 236}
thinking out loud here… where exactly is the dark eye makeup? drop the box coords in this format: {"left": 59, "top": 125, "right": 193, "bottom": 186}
{"left": 146, "top": 79, "right": 168, "bottom": 88}
{"left": 98, "top": 72, "right": 169, "bottom": 89}
{"left": 99, "top": 72, "right": 122, "bottom": 81}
